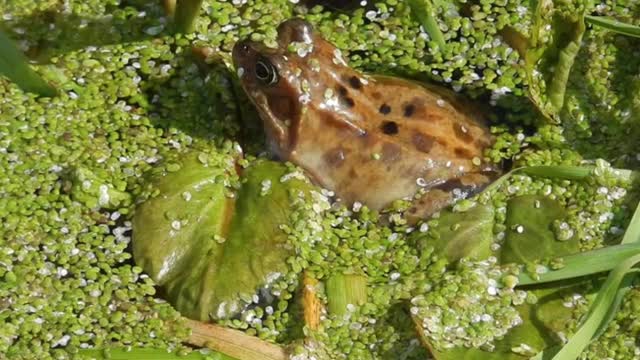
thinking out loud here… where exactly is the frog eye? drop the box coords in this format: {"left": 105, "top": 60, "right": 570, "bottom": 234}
{"left": 255, "top": 58, "right": 279, "bottom": 86}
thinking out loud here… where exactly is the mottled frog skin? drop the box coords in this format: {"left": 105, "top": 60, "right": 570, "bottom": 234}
{"left": 232, "top": 19, "right": 498, "bottom": 217}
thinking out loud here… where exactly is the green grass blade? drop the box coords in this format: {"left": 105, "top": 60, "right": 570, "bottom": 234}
{"left": 484, "top": 166, "right": 636, "bottom": 197}
{"left": 532, "top": 254, "right": 640, "bottom": 360}
{"left": 531, "top": 199, "right": 640, "bottom": 360}
{"left": 0, "top": 30, "right": 57, "bottom": 97}
{"left": 621, "top": 201, "right": 640, "bottom": 245}
{"left": 519, "top": 201, "right": 640, "bottom": 285}
{"left": 585, "top": 15, "right": 640, "bottom": 38}
{"left": 592, "top": 273, "right": 635, "bottom": 339}
{"left": 408, "top": 0, "right": 447, "bottom": 49}
{"left": 520, "top": 166, "right": 593, "bottom": 180}
{"left": 517, "top": 242, "right": 640, "bottom": 285}
{"left": 78, "top": 347, "right": 237, "bottom": 360}
{"left": 174, "top": 0, "right": 204, "bottom": 33}
{"left": 593, "top": 200, "right": 640, "bottom": 338}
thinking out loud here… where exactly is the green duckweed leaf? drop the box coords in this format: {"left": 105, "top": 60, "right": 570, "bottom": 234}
{"left": 417, "top": 204, "right": 495, "bottom": 263}
{"left": 133, "top": 155, "right": 315, "bottom": 321}
{"left": 426, "top": 195, "right": 584, "bottom": 360}
{"left": 67, "top": 166, "right": 132, "bottom": 210}
{"left": 501, "top": 195, "right": 579, "bottom": 265}
{"left": 0, "top": 30, "right": 57, "bottom": 97}
{"left": 429, "top": 287, "right": 574, "bottom": 360}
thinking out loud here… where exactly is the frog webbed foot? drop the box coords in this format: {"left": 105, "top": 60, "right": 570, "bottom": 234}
{"left": 404, "top": 172, "right": 495, "bottom": 224}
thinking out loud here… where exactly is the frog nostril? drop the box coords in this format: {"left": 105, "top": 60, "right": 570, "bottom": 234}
{"left": 233, "top": 40, "right": 251, "bottom": 55}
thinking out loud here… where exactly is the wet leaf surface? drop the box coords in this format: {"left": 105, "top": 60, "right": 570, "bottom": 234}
{"left": 501, "top": 195, "right": 579, "bottom": 265}
{"left": 133, "top": 155, "right": 314, "bottom": 321}
{"left": 414, "top": 204, "right": 495, "bottom": 264}
{"left": 424, "top": 195, "right": 583, "bottom": 359}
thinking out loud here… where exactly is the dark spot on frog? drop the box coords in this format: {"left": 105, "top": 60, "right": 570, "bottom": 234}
{"left": 336, "top": 86, "right": 355, "bottom": 107}
{"left": 453, "top": 123, "right": 474, "bottom": 143}
{"left": 379, "top": 104, "right": 391, "bottom": 115}
{"left": 349, "top": 76, "right": 362, "bottom": 89}
{"left": 454, "top": 147, "right": 474, "bottom": 159}
{"left": 404, "top": 103, "right": 416, "bottom": 117}
{"left": 342, "top": 97, "right": 355, "bottom": 107}
{"left": 348, "top": 168, "right": 357, "bottom": 178}
{"left": 381, "top": 142, "right": 401, "bottom": 163}
{"left": 412, "top": 132, "right": 436, "bottom": 153}
{"left": 323, "top": 147, "right": 346, "bottom": 167}
{"left": 372, "top": 91, "right": 382, "bottom": 100}
{"left": 380, "top": 121, "right": 399, "bottom": 135}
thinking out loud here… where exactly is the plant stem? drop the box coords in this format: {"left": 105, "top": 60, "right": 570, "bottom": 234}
{"left": 174, "top": 0, "right": 204, "bottom": 33}
{"left": 325, "top": 273, "right": 367, "bottom": 315}
{"left": 303, "top": 272, "right": 322, "bottom": 331}
{"left": 184, "top": 318, "right": 287, "bottom": 360}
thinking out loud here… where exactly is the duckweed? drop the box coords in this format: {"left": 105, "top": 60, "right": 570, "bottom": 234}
{"left": 1, "top": 0, "right": 639, "bottom": 359}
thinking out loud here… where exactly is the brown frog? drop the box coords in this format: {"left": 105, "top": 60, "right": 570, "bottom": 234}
{"left": 232, "top": 19, "right": 499, "bottom": 218}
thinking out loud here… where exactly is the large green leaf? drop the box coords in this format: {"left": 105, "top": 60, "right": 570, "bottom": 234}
{"left": 133, "top": 154, "right": 315, "bottom": 321}
{"left": 501, "top": 195, "right": 579, "bottom": 265}
{"left": 413, "top": 204, "right": 494, "bottom": 264}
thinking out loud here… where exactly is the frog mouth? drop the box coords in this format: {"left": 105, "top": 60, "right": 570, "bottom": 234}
{"left": 250, "top": 93, "right": 291, "bottom": 160}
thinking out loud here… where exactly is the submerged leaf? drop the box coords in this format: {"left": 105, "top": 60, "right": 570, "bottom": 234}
{"left": 501, "top": 195, "right": 578, "bottom": 265}
{"left": 0, "top": 30, "right": 57, "bottom": 97}
{"left": 424, "top": 195, "right": 584, "bottom": 359}
{"left": 428, "top": 289, "right": 571, "bottom": 360}
{"left": 532, "top": 256, "right": 640, "bottom": 360}
{"left": 133, "top": 154, "right": 316, "bottom": 321}
{"left": 414, "top": 204, "right": 495, "bottom": 263}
